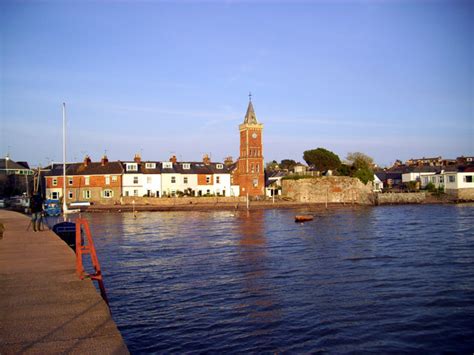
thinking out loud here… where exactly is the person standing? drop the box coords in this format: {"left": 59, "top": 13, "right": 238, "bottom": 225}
{"left": 30, "top": 194, "right": 44, "bottom": 232}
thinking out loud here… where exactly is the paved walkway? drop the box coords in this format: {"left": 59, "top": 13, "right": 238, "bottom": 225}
{"left": 0, "top": 210, "right": 129, "bottom": 354}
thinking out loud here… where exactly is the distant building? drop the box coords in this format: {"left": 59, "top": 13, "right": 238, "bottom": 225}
{"left": 0, "top": 157, "right": 34, "bottom": 196}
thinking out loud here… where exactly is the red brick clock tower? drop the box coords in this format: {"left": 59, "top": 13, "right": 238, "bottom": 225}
{"left": 237, "top": 96, "right": 264, "bottom": 197}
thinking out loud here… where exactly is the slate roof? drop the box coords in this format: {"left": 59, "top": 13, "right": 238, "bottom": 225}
{"left": 160, "top": 162, "right": 230, "bottom": 174}
{"left": 46, "top": 162, "right": 124, "bottom": 176}
{"left": 0, "top": 159, "right": 32, "bottom": 171}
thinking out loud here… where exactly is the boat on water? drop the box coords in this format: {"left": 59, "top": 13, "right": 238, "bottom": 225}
{"left": 52, "top": 221, "right": 77, "bottom": 250}
{"left": 44, "top": 199, "right": 61, "bottom": 216}
{"left": 295, "top": 215, "right": 314, "bottom": 223}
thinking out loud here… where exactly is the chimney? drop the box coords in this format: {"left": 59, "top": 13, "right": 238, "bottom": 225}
{"left": 101, "top": 155, "right": 108, "bottom": 166}
{"left": 203, "top": 154, "right": 211, "bottom": 165}
{"left": 83, "top": 155, "right": 91, "bottom": 167}
{"left": 134, "top": 153, "right": 141, "bottom": 163}
{"left": 169, "top": 155, "right": 177, "bottom": 164}
{"left": 224, "top": 156, "right": 233, "bottom": 166}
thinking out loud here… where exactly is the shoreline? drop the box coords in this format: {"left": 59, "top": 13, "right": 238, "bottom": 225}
{"left": 81, "top": 199, "right": 471, "bottom": 213}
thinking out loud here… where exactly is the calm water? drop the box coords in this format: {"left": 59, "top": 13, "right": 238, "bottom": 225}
{"left": 76, "top": 205, "right": 473, "bottom": 353}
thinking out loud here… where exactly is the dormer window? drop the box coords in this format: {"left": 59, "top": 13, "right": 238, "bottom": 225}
{"left": 145, "top": 163, "right": 156, "bottom": 169}
{"left": 182, "top": 163, "right": 191, "bottom": 170}
{"left": 162, "top": 162, "right": 173, "bottom": 169}
{"left": 126, "top": 163, "right": 138, "bottom": 171}
{"left": 216, "top": 164, "right": 223, "bottom": 169}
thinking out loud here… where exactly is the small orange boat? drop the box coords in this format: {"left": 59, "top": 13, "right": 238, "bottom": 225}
{"left": 295, "top": 215, "right": 314, "bottom": 223}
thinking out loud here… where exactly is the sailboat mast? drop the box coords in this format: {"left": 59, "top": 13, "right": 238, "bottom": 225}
{"left": 62, "top": 102, "right": 67, "bottom": 214}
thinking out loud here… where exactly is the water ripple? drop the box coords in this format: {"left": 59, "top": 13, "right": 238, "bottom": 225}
{"left": 80, "top": 205, "right": 474, "bottom": 353}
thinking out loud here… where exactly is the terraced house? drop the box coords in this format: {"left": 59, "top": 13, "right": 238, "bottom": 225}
{"left": 45, "top": 155, "right": 124, "bottom": 204}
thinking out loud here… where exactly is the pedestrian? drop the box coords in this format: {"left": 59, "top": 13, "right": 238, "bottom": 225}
{"left": 30, "top": 193, "right": 44, "bottom": 232}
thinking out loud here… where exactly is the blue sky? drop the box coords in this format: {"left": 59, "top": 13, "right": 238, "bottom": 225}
{"left": 1, "top": 0, "right": 473, "bottom": 167}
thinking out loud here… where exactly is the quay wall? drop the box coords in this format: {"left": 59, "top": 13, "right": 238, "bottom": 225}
{"left": 121, "top": 196, "right": 247, "bottom": 206}
{"left": 446, "top": 188, "right": 474, "bottom": 201}
{"left": 282, "top": 176, "right": 375, "bottom": 205}
{"left": 376, "top": 192, "right": 426, "bottom": 205}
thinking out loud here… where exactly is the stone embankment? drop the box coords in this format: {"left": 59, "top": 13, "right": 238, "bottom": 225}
{"left": 0, "top": 210, "right": 129, "bottom": 354}
{"left": 376, "top": 192, "right": 426, "bottom": 205}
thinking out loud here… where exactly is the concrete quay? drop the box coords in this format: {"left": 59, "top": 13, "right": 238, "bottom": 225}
{"left": 0, "top": 210, "right": 129, "bottom": 354}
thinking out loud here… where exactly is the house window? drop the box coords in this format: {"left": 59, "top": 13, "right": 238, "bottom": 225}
{"left": 216, "top": 164, "right": 223, "bottom": 169}
{"left": 125, "top": 191, "right": 129, "bottom": 197}
{"left": 253, "top": 178, "right": 258, "bottom": 187}
{"left": 206, "top": 176, "right": 211, "bottom": 184}
{"left": 133, "top": 176, "right": 139, "bottom": 184}
{"left": 206, "top": 189, "right": 211, "bottom": 195}
{"left": 103, "top": 189, "right": 114, "bottom": 198}
{"left": 256, "top": 164, "right": 260, "bottom": 173}
{"left": 449, "top": 176, "right": 456, "bottom": 183}
{"left": 430, "top": 176, "right": 436, "bottom": 183}
{"left": 112, "top": 176, "right": 118, "bottom": 182}
{"left": 85, "top": 176, "right": 90, "bottom": 185}
{"left": 68, "top": 191, "right": 73, "bottom": 199}
{"left": 183, "top": 177, "right": 188, "bottom": 184}
{"left": 162, "top": 162, "right": 173, "bottom": 169}
{"left": 423, "top": 177, "right": 429, "bottom": 185}
{"left": 439, "top": 177, "right": 444, "bottom": 184}
{"left": 145, "top": 163, "right": 156, "bottom": 169}
{"left": 83, "top": 190, "right": 91, "bottom": 199}
{"left": 216, "top": 176, "right": 220, "bottom": 184}
{"left": 51, "top": 191, "right": 59, "bottom": 199}
{"left": 465, "top": 176, "right": 473, "bottom": 183}
{"left": 251, "top": 163, "right": 254, "bottom": 173}
{"left": 126, "top": 163, "right": 138, "bottom": 171}
{"left": 68, "top": 177, "right": 73, "bottom": 185}
{"left": 133, "top": 190, "right": 138, "bottom": 196}
{"left": 105, "top": 176, "right": 110, "bottom": 185}
{"left": 147, "top": 176, "right": 152, "bottom": 184}
{"left": 171, "top": 176, "right": 176, "bottom": 183}
{"left": 183, "top": 163, "right": 191, "bottom": 169}
{"left": 52, "top": 178, "right": 58, "bottom": 186}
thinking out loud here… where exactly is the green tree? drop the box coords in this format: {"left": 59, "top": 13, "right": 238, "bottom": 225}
{"left": 337, "top": 164, "right": 353, "bottom": 176}
{"left": 266, "top": 160, "right": 279, "bottom": 172}
{"left": 303, "top": 148, "right": 341, "bottom": 172}
{"left": 279, "top": 159, "right": 297, "bottom": 171}
{"left": 353, "top": 167, "right": 374, "bottom": 184}
{"left": 346, "top": 152, "right": 374, "bottom": 170}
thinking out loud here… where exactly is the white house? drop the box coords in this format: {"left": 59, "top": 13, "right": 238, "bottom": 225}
{"left": 373, "top": 174, "right": 384, "bottom": 192}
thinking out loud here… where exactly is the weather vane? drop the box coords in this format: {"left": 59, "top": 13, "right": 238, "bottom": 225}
{"left": 248, "top": 92, "right": 252, "bottom": 102}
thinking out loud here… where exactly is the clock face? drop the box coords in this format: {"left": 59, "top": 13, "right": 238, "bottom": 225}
{"left": 252, "top": 133, "right": 257, "bottom": 139}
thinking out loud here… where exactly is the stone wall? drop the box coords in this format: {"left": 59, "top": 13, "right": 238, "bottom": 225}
{"left": 376, "top": 192, "right": 426, "bottom": 205}
{"left": 282, "top": 176, "right": 374, "bottom": 205}
{"left": 446, "top": 188, "right": 474, "bottom": 201}
{"left": 121, "top": 196, "right": 246, "bottom": 206}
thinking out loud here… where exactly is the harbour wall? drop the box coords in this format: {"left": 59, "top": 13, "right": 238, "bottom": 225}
{"left": 376, "top": 192, "right": 426, "bottom": 205}
{"left": 281, "top": 176, "right": 375, "bottom": 205}
{"left": 120, "top": 196, "right": 247, "bottom": 206}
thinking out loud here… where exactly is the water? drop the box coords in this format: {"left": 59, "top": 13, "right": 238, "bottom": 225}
{"left": 71, "top": 205, "right": 474, "bottom": 353}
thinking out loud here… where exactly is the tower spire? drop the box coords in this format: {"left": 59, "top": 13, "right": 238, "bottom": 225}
{"left": 243, "top": 94, "right": 258, "bottom": 124}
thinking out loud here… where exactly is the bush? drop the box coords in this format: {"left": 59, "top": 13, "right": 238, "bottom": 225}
{"left": 353, "top": 167, "right": 374, "bottom": 184}
{"left": 282, "top": 175, "right": 317, "bottom": 181}
{"left": 425, "top": 182, "right": 436, "bottom": 192}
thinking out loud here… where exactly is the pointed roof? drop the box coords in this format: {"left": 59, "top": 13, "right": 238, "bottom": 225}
{"left": 243, "top": 101, "right": 259, "bottom": 124}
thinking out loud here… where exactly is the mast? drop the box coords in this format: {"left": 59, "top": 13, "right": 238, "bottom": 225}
{"left": 62, "top": 102, "right": 67, "bottom": 214}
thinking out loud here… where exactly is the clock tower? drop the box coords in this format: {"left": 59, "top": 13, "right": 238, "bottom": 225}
{"left": 236, "top": 96, "right": 264, "bottom": 197}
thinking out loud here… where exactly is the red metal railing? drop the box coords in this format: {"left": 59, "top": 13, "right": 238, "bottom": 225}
{"left": 75, "top": 217, "right": 109, "bottom": 306}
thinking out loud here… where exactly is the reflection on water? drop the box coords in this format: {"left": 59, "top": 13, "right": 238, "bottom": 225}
{"left": 56, "top": 205, "right": 474, "bottom": 353}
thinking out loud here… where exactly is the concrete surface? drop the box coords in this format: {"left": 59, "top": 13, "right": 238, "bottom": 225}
{"left": 0, "top": 210, "right": 129, "bottom": 354}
